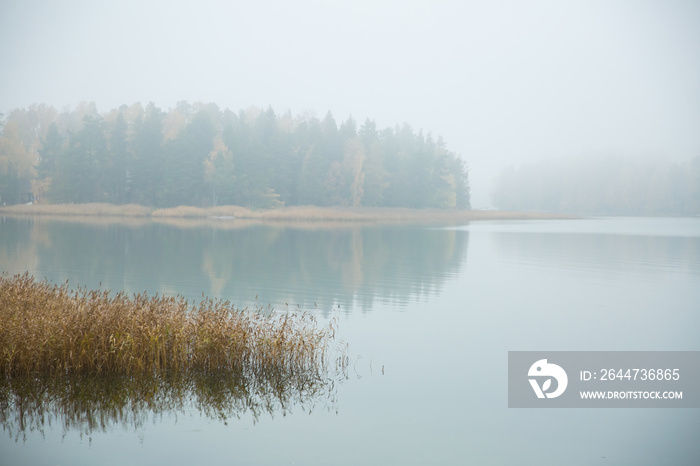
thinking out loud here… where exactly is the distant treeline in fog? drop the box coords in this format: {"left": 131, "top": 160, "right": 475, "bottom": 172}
{"left": 0, "top": 103, "right": 469, "bottom": 209}
{"left": 492, "top": 156, "right": 700, "bottom": 215}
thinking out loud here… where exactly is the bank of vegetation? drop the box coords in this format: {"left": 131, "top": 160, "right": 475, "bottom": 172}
{"left": 0, "top": 102, "right": 470, "bottom": 210}
{"left": 0, "top": 273, "right": 336, "bottom": 378}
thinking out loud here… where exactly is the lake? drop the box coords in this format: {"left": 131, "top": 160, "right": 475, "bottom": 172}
{"left": 1, "top": 215, "right": 699, "bottom": 465}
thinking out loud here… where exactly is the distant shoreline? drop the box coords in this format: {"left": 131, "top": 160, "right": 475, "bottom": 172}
{"left": 0, "top": 203, "right": 577, "bottom": 223}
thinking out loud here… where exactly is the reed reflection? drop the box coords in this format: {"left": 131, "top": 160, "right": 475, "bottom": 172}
{"left": 0, "top": 369, "right": 342, "bottom": 442}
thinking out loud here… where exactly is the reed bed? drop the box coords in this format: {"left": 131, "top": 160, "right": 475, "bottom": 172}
{"left": 0, "top": 202, "right": 577, "bottom": 223}
{"left": 151, "top": 205, "right": 253, "bottom": 219}
{"left": 0, "top": 273, "right": 335, "bottom": 378}
{"left": 0, "top": 203, "right": 152, "bottom": 217}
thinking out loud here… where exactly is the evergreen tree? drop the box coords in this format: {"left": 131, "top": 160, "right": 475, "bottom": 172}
{"left": 104, "top": 111, "right": 129, "bottom": 204}
{"left": 51, "top": 115, "right": 106, "bottom": 202}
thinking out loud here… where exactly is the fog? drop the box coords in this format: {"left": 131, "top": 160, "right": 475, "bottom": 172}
{"left": 2, "top": 0, "right": 699, "bottom": 207}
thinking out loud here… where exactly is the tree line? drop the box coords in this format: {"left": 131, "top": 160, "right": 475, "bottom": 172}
{"left": 492, "top": 155, "right": 700, "bottom": 215}
{"left": 0, "top": 102, "right": 470, "bottom": 209}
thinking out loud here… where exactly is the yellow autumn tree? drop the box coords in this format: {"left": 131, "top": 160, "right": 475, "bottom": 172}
{"left": 344, "top": 137, "right": 366, "bottom": 207}
{"left": 204, "top": 135, "right": 235, "bottom": 206}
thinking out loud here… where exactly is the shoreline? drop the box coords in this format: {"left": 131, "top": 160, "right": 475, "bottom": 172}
{"left": 0, "top": 203, "right": 577, "bottom": 223}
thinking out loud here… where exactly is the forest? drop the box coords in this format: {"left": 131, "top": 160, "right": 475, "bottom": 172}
{"left": 492, "top": 155, "right": 700, "bottom": 216}
{"left": 0, "top": 102, "right": 470, "bottom": 210}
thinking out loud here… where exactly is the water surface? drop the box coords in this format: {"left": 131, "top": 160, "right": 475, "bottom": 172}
{"left": 1, "top": 216, "right": 699, "bottom": 465}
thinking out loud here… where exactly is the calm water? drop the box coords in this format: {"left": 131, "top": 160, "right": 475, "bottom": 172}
{"left": 1, "top": 215, "right": 699, "bottom": 465}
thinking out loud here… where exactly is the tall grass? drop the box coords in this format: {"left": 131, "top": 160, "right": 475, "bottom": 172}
{"left": 0, "top": 273, "right": 335, "bottom": 377}
{"left": 0, "top": 274, "right": 347, "bottom": 437}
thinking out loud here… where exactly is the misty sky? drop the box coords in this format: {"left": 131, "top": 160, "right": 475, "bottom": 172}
{"left": 2, "top": 0, "right": 699, "bottom": 207}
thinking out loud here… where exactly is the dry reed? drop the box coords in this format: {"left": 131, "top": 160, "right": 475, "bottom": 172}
{"left": 0, "top": 203, "right": 152, "bottom": 217}
{"left": 0, "top": 273, "right": 335, "bottom": 378}
{"left": 0, "top": 202, "right": 578, "bottom": 223}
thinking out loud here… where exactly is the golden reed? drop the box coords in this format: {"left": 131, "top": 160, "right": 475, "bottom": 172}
{"left": 0, "top": 273, "right": 334, "bottom": 377}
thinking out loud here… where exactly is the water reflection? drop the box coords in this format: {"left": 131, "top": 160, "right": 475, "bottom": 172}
{"left": 0, "top": 216, "right": 469, "bottom": 311}
{"left": 0, "top": 368, "right": 342, "bottom": 442}
{"left": 2, "top": 216, "right": 698, "bottom": 464}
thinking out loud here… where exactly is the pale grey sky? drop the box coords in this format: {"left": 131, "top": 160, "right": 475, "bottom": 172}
{"left": 2, "top": 0, "right": 699, "bottom": 207}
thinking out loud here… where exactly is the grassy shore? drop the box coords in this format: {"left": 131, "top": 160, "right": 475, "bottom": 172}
{"left": 0, "top": 202, "right": 153, "bottom": 217}
{"left": 0, "top": 273, "right": 335, "bottom": 377}
{"left": 0, "top": 202, "right": 575, "bottom": 222}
